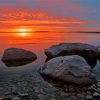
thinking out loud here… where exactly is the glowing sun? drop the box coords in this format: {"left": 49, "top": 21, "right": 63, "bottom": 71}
{"left": 17, "top": 28, "right": 32, "bottom": 37}
{"left": 20, "top": 33, "right": 28, "bottom": 37}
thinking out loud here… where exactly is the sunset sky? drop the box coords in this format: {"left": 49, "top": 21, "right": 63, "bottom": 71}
{"left": 0, "top": 0, "right": 100, "bottom": 32}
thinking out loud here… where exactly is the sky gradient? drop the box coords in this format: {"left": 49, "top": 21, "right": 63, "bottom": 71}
{"left": 0, "top": 0, "right": 100, "bottom": 32}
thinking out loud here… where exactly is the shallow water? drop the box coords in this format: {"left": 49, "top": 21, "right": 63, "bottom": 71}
{"left": 0, "top": 32, "right": 100, "bottom": 79}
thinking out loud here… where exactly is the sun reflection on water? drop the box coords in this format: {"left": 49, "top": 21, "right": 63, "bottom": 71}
{"left": 14, "top": 28, "right": 33, "bottom": 37}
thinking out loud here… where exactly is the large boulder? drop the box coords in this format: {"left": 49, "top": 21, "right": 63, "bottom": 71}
{"left": 40, "top": 55, "right": 96, "bottom": 85}
{"left": 2, "top": 48, "right": 37, "bottom": 66}
{"left": 45, "top": 43, "right": 98, "bottom": 68}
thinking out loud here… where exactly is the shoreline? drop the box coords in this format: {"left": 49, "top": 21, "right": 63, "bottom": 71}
{"left": 0, "top": 43, "right": 100, "bottom": 100}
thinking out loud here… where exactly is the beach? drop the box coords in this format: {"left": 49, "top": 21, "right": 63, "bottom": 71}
{"left": 0, "top": 32, "right": 100, "bottom": 99}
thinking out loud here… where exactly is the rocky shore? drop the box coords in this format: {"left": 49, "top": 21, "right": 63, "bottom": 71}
{"left": 0, "top": 69, "right": 100, "bottom": 100}
{"left": 0, "top": 43, "right": 100, "bottom": 100}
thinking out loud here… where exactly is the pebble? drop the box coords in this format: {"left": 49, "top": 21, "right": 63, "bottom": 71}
{"left": 77, "top": 94, "right": 84, "bottom": 99}
{"left": 70, "top": 87, "right": 75, "bottom": 92}
{"left": 86, "top": 95, "right": 93, "bottom": 99}
{"left": 0, "top": 98, "right": 11, "bottom": 100}
{"left": 70, "top": 95, "right": 76, "bottom": 100}
{"left": 87, "top": 91, "right": 92, "bottom": 95}
{"left": 12, "top": 97, "right": 20, "bottom": 100}
{"left": 93, "top": 92, "right": 100, "bottom": 97}
{"left": 19, "top": 93, "right": 28, "bottom": 97}
{"left": 98, "top": 82, "right": 100, "bottom": 85}
{"left": 1, "top": 80, "right": 100, "bottom": 100}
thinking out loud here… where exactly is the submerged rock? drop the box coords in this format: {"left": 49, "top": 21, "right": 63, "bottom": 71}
{"left": 40, "top": 55, "right": 96, "bottom": 85}
{"left": 45, "top": 43, "right": 98, "bottom": 68}
{"left": 2, "top": 48, "right": 37, "bottom": 67}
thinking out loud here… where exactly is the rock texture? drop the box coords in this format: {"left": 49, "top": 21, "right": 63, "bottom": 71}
{"left": 2, "top": 48, "right": 37, "bottom": 66}
{"left": 40, "top": 55, "right": 96, "bottom": 85}
{"left": 0, "top": 69, "right": 52, "bottom": 99}
{"left": 45, "top": 43, "right": 98, "bottom": 68}
{"left": 0, "top": 68, "right": 76, "bottom": 100}
{"left": 0, "top": 66, "right": 99, "bottom": 100}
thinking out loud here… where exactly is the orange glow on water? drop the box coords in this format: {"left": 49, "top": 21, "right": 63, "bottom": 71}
{"left": 17, "top": 28, "right": 30, "bottom": 37}
{"left": 12, "top": 28, "right": 33, "bottom": 37}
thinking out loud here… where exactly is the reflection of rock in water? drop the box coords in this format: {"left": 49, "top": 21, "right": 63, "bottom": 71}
{"left": 3, "top": 60, "right": 34, "bottom": 67}
{"left": 2, "top": 48, "right": 37, "bottom": 67}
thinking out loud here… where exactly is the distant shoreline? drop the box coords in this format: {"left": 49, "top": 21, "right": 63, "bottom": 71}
{"left": 0, "top": 30, "right": 100, "bottom": 34}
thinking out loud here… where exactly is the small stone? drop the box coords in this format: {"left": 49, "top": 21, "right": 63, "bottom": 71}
{"left": 70, "top": 95, "right": 76, "bottom": 100}
{"left": 69, "top": 87, "right": 75, "bottom": 92}
{"left": 91, "top": 84, "right": 96, "bottom": 88}
{"left": 86, "top": 95, "right": 93, "bottom": 99}
{"left": 65, "top": 88, "right": 68, "bottom": 92}
{"left": 97, "top": 83, "right": 100, "bottom": 88}
{"left": 83, "top": 87, "right": 88, "bottom": 91}
{"left": 98, "top": 82, "right": 100, "bottom": 85}
{"left": 63, "top": 93, "right": 69, "bottom": 97}
{"left": 12, "top": 97, "right": 20, "bottom": 100}
{"left": 1, "top": 98, "right": 11, "bottom": 100}
{"left": 88, "top": 87, "right": 91, "bottom": 90}
{"left": 93, "top": 92, "right": 100, "bottom": 97}
{"left": 87, "top": 91, "right": 92, "bottom": 95}
{"left": 19, "top": 93, "right": 28, "bottom": 97}
{"left": 77, "top": 94, "right": 84, "bottom": 99}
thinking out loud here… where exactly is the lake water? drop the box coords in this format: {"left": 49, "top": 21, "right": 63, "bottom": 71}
{"left": 0, "top": 32, "right": 100, "bottom": 79}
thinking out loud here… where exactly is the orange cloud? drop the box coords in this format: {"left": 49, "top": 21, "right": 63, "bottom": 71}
{"left": 0, "top": 6, "right": 90, "bottom": 22}
{"left": 0, "top": 6, "right": 98, "bottom": 32}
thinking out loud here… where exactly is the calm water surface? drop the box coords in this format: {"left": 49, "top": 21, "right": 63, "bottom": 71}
{"left": 0, "top": 32, "right": 100, "bottom": 79}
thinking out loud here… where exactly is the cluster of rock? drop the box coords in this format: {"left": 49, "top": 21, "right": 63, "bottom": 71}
{"left": 45, "top": 43, "right": 98, "bottom": 68}
{"left": 1, "top": 43, "right": 100, "bottom": 100}
{"left": 1, "top": 43, "right": 100, "bottom": 85}
{"left": 40, "top": 43, "right": 99, "bottom": 85}
{"left": 88, "top": 81, "right": 100, "bottom": 97}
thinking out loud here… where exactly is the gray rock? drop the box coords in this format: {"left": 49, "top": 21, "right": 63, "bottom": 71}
{"left": 97, "top": 81, "right": 100, "bottom": 85}
{"left": 86, "top": 95, "right": 93, "bottom": 99}
{"left": 77, "top": 94, "right": 84, "bottom": 100}
{"left": 2, "top": 48, "right": 37, "bottom": 67}
{"left": 93, "top": 92, "right": 100, "bottom": 97}
{"left": 45, "top": 43, "right": 98, "bottom": 68}
{"left": 40, "top": 55, "right": 96, "bottom": 85}
{"left": 12, "top": 97, "right": 20, "bottom": 100}
{"left": 0, "top": 98, "right": 11, "bottom": 100}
